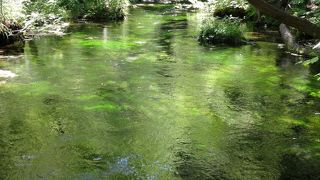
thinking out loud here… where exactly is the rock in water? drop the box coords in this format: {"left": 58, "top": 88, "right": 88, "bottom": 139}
{"left": 0, "top": 70, "right": 17, "bottom": 78}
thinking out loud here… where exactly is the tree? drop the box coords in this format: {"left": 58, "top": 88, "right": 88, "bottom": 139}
{"left": 246, "top": 0, "right": 320, "bottom": 39}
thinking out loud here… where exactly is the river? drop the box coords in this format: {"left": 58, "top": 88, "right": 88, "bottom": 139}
{"left": 0, "top": 5, "right": 320, "bottom": 180}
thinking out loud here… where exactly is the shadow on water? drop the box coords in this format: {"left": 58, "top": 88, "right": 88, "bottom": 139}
{"left": 157, "top": 15, "right": 188, "bottom": 55}
{"left": 280, "top": 153, "right": 320, "bottom": 180}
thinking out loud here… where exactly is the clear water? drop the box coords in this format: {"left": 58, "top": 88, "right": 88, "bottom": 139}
{"left": 0, "top": 6, "right": 320, "bottom": 180}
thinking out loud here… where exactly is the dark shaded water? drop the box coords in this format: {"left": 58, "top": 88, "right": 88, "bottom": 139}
{"left": 0, "top": 5, "right": 320, "bottom": 180}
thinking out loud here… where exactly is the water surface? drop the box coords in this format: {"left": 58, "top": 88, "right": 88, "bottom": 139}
{"left": 1, "top": 6, "right": 320, "bottom": 180}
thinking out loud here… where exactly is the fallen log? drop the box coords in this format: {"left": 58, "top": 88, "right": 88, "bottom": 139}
{"left": 247, "top": 0, "right": 320, "bottom": 39}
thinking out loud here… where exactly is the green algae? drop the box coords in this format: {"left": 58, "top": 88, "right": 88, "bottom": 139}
{"left": 84, "top": 103, "right": 121, "bottom": 111}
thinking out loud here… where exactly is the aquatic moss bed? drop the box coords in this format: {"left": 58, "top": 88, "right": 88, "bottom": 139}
{"left": 136, "top": 3, "right": 174, "bottom": 12}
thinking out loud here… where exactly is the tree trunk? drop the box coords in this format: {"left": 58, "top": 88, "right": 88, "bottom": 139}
{"left": 246, "top": 0, "right": 320, "bottom": 39}
{"left": 279, "top": 23, "right": 299, "bottom": 50}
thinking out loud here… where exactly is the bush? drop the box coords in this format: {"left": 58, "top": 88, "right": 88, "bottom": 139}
{"left": 0, "top": 22, "right": 9, "bottom": 40}
{"left": 23, "top": 0, "right": 67, "bottom": 18}
{"left": 0, "top": 20, "right": 24, "bottom": 46}
{"left": 1, "top": 0, "right": 25, "bottom": 20}
{"left": 108, "top": 0, "right": 129, "bottom": 20}
{"left": 23, "top": 0, "right": 129, "bottom": 21}
{"left": 22, "top": 0, "right": 69, "bottom": 36}
{"left": 204, "top": 0, "right": 249, "bottom": 16}
{"left": 58, "top": 0, "right": 129, "bottom": 20}
{"left": 198, "top": 17, "right": 246, "bottom": 45}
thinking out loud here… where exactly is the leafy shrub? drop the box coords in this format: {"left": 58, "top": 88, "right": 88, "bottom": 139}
{"left": 24, "top": 0, "right": 67, "bottom": 17}
{"left": 0, "top": 22, "right": 9, "bottom": 39}
{"left": 23, "top": 0, "right": 129, "bottom": 21}
{"left": 213, "top": 0, "right": 248, "bottom": 11}
{"left": 289, "top": 0, "right": 320, "bottom": 26}
{"left": 1, "top": 0, "right": 25, "bottom": 20}
{"left": 0, "top": 20, "right": 24, "bottom": 46}
{"left": 198, "top": 17, "right": 246, "bottom": 45}
{"left": 204, "top": 0, "right": 249, "bottom": 16}
{"left": 57, "top": 0, "right": 129, "bottom": 20}
{"left": 0, "top": 0, "right": 24, "bottom": 45}
{"left": 23, "top": 0, "right": 67, "bottom": 28}
{"left": 98, "top": 0, "right": 129, "bottom": 20}
{"left": 21, "top": 0, "right": 68, "bottom": 36}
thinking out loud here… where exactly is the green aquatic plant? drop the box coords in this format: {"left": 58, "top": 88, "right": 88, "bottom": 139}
{"left": 79, "top": 39, "right": 136, "bottom": 50}
{"left": 138, "top": 3, "right": 174, "bottom": 12}
{"left": 302, "top": 56, "right": 319, "bottom": 66}
{"left": 198, "top": 17, "right": 246, "bottom": 45}
{"left": 85, "top": 103, "right": 121, "bottom": 111}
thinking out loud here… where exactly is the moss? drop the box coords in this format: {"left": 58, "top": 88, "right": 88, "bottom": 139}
{"left": 79, "top": 39, "right": 136, "bottom": 50}
{"left": 198, "top": 18, "right": 246, "bottom": 45}
{"left": 84, "top": 103, "right": 121, "bottom": 111}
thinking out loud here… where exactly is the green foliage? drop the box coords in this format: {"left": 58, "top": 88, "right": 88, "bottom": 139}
{"left": 316, "top": 73, "right": 320, "bottom": 80}
{"left": 1, "top": 0, "right": 24, "bottom": 20}
{"left": 287, "top": 0, "right": 320, "bottom": 25}
{"left": 23, "top": 0, "right": 68, "bottom": 28}
{"left": 204, "top": 0, "right": 249, "bottom": 16}
{"left": 0, "top": 22, "right": 9, "bottom": 39}
{"left": 0, "top": 1, "right": 24, "bottom": 45}
{"left": 57, "top": 0, "right": 129, "bottom": 20}
{"left": 302, "top": 56, "right": 319, "bottom": 66}
{"left": 213, "top": 0, "right": 248, "bottom": 10}
{"left": 298, "top": 56, "right": 320, "bottom": 81}
{"left": 198, "top": 17, "right": 246, "bottom": 45}
{"left": 128, "top": 0, "right": 141, "bottom": 3}
{"left": 24, "top": 0, "right": 66, "bottom": 17}
{"left": 22, "top": 0, "right": 129, "bottom": 21}
{"left": 104, "top": 0, "right": 129, "bottom": 20}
